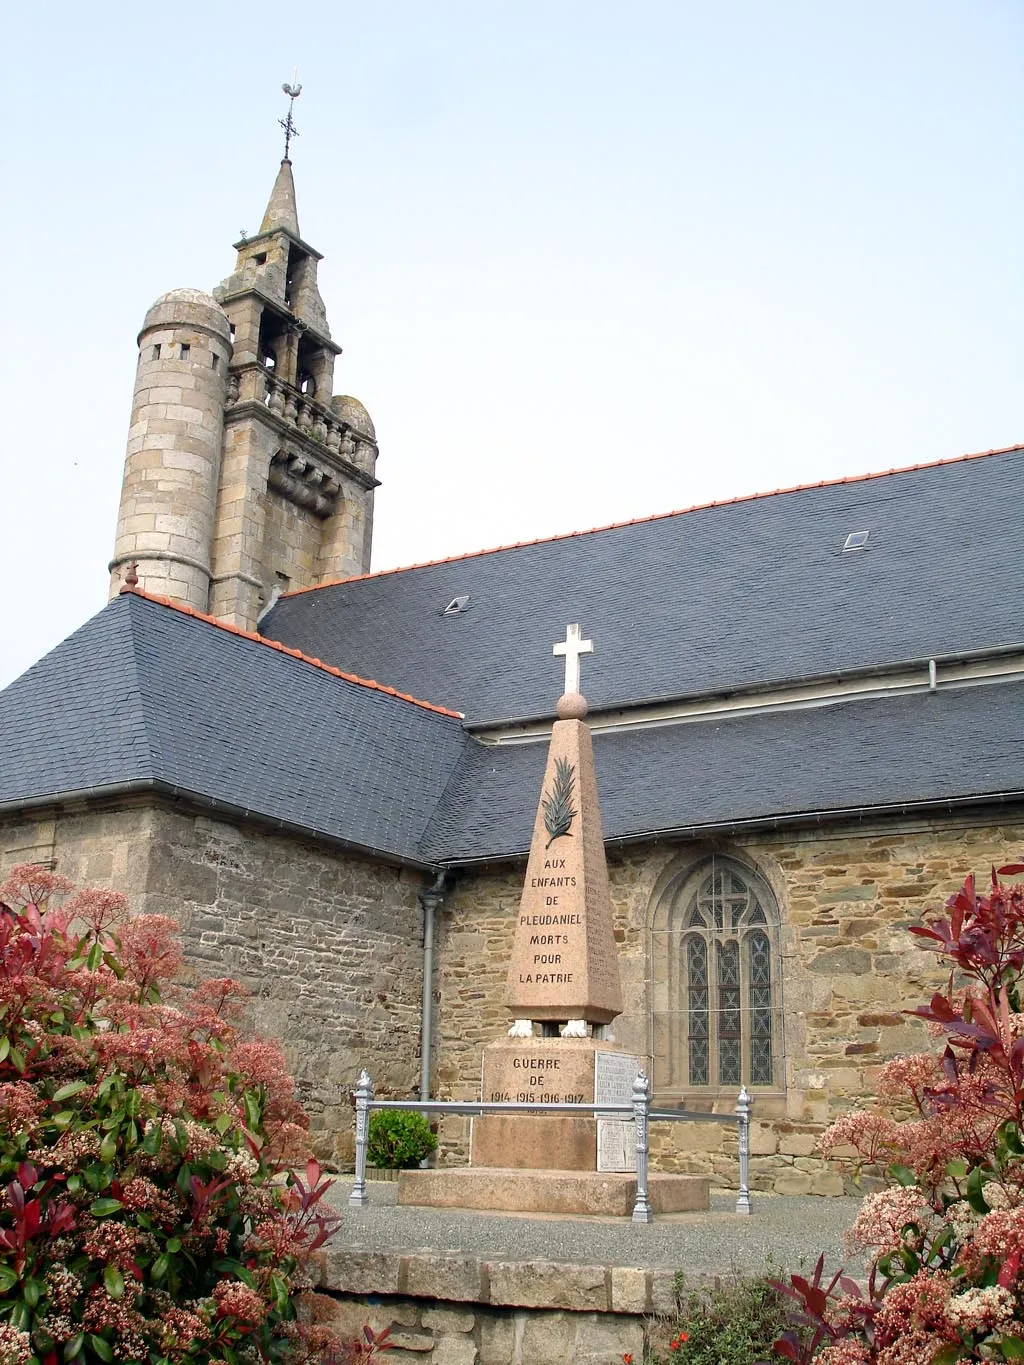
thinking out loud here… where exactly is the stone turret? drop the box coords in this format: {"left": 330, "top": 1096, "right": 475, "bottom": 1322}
{"left": 108, "top": 154, "right": 380, "bottom": 627}
{"left": 108, "top": 289, "right": 232, "bottom": 606}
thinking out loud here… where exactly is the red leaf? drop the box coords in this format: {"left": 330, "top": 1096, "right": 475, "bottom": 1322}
{"left": 908, "top": 925, "right": 946, "bottom": 943}
{"left": 803, "top": 1286, "right": 828, "bottom": 1318}
{"left": 772, "top": 1336, "right": 801, "bottom": 1361}
{"left": 23, "top": 1199, "right": 41, "bottom": 1237}
{"left": 997, "top": 864, "right": 1024, "bottom": 876}
{"left": 927, "top": 992, "right": 958, "bottom": 1021}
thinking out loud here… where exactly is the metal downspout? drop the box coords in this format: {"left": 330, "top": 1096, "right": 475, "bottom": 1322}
{"left": 418, "top": 870, "right": 448, "bottom": 1101}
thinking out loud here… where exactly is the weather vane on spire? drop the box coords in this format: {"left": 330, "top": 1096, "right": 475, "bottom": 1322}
{"left": 279, "top": 75, "right": 302, "bottom": 161}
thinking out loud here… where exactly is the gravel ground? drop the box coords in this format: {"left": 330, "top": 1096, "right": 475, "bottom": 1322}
{"left": 324, "top": 1181, "right": 866, "bottom": 1280}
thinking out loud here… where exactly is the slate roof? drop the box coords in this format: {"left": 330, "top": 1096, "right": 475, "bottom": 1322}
{"left": 261, "top": 445, "right": 1024, "bottom": 728}
{"left": 420, "top": 678, "right": 1024, "bottom": 862}
{"left": 4, "top": 450, "right": 1024, "bottom": 869}
{"left": 2, "top": 586, "right": 1024, "bottom": 868}
{"left": 0, "top": 592, "right": 468, "bottom": 867}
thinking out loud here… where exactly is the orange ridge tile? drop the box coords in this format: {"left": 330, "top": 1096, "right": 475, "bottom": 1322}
{"left": 281, "top": 441, "right": 1024, "bottom": 599}
{"left": 119, "top": 588, "right": 463, "bottom": 719}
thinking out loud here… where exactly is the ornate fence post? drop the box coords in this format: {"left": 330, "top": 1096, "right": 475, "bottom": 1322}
{"left": 735, "top": 1085, "right": 753, "bottom": 1214}
{"left": 631, "top": 1069, "right": 654, "bottom": 1224}
{"left": 349, "top": 1069, "right": 373, "bottom": 1208}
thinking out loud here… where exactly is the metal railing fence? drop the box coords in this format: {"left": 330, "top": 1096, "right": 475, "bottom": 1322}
{"left": 349, "top": 1069, "right": 753, "bottom": 1221}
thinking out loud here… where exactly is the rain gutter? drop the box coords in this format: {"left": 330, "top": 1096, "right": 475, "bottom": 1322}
{"left": 432, "top": 789, "right": 1024, "bottom": 869}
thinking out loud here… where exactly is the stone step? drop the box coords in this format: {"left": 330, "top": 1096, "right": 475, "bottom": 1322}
{"left": 396, "top": 1167, "right": 709, "bottom": 1216}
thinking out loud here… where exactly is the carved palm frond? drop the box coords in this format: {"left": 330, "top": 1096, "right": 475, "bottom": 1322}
{"left": 542, "top": 757, "right": 577, "bottom": 849}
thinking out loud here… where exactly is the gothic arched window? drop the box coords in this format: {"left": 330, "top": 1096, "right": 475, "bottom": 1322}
{"left": 651, "top": 856, "right": 782, "bottom": 1097}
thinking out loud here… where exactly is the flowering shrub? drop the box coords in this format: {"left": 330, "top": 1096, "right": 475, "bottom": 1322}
{"left": 768, "top": 867, "right": 1024, "bottom": 1365}
{"left": 0, "top": 862, "right": 357, "bottom": 1365}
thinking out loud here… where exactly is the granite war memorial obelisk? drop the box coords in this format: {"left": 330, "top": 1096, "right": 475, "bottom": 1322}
{"left": 399, "top": 627, "right": 709, "bottom": 1215}
{"left": 503, "top": 623, "right": 622, "bottom": 1034}
{"left": 471, "top": 624, "right": 629, "bottom": 1172}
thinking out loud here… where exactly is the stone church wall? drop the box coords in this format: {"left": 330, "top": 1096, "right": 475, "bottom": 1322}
{"left": 0, "top": 801, "right": 427, "bottom": 1165}
{"left": 431, "top": 811, "right": 1024, "bottom": 1195}
{"left": 5, "top": 800, "right": 1024, "bottom": 1193}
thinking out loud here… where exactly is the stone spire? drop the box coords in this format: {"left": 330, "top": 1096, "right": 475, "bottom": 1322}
{"left": 259, "top": 159, "right": 300, "bottom": 237}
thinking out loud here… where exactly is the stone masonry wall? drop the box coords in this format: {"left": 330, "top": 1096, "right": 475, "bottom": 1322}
{"left": 432, "top": 812, "right": 1024, "bottom": 1195}
{"left": 260, "top": 486, "right": 322, "bottom": 594}
{"left": 306, "top": 1245, "right": 659, "bottom": 1365}
{"left": 0, "top": 801, "right": 427, "bottom": 1164}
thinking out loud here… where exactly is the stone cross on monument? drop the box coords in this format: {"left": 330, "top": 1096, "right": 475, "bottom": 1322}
{"left": 553, "top": 623, "right": 593, "bottom": 697}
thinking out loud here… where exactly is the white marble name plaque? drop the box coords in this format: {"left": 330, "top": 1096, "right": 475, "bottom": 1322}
{"left": 595, "top": 1050, "right": 641, "bottom": 1172}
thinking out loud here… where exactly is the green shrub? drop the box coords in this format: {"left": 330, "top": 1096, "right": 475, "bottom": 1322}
{"left": 650, "top": 1268, "right": 791, "bottom": 1365}
{"left": 367, "top": 1109, "right": 437, "bottom": 1169}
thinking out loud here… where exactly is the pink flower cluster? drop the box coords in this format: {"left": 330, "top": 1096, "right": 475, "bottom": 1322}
{"left": 846, "top": 1187, "right": 934, "bottom": 1256}
{"left": 945, "top": 1284, "right": 1015, "bottom": 1333}
{"left": 81, "top": 1217, "right": 142, "bottom": 1267}
{"left": 958, "top": 1205, "right": 1024, "bottom": 1277}
{"left": 0, "top": 1081, "right": 43, "bottom": 1130}
{"left": 0, "top": 1323, "right": 32, "bottom": 1365}
{"left": 214, "top": 1279, "right": 268, "bottom": 1325}
{"left": 815, "top": 1343, "right": 871, "bottom": 1365}
{"left": 0, "top": 862, "right": 339, "bottom": 1365}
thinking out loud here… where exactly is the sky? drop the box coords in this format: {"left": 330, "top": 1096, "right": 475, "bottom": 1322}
{"left": 1, "top": 1, "right": 1021, "bottom": 689}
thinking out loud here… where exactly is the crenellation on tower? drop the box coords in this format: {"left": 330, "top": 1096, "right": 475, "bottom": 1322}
{"left": 109, "top": 128, "right": 379, "bottom": 627}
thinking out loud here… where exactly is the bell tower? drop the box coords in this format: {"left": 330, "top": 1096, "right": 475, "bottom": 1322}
{"left": 109, "top": 87, "right": 380, "bottom": 629}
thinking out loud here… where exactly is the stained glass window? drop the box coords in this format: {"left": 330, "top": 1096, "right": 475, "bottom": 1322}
{"left": 717, "top": 940, "right": 742, "bottom": 1084}
{"left": 749, "top": 930, "right": 773, "bottom": 1086}
{"left": 687, "top": 935, "right": 709, "bottom": 1085}
{"left": 652, "top": 856, "right": 782, "bottom": 1096}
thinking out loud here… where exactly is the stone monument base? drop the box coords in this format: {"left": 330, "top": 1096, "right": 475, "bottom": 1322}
{"left": 472, "top": 1035, "right": 640, "bottom": 1172}
{"left": 396, "top": 1168, "right": 710, "bottom": 1217}
{"left": 471, "top": 1113, "right": 597, "bottom": 1170}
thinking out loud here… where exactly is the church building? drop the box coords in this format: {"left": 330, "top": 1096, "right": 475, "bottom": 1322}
{"left": 2, "top": 151, "right": 1022, "bottom": 1195}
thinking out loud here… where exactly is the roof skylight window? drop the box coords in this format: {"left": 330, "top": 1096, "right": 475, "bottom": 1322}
{"left": 842, "top": 530, "right": 871, "bottom": 552}
{"left": 442, "top": 595, "right": 471, "bottom": 615}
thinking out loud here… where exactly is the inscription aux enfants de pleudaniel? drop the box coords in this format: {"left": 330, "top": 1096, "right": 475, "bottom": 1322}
{"left": 517, "top": 855, "right": 580, "bottom": 986}
{"left": 517, "top": 857, "right": 617, "bottom": 992}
